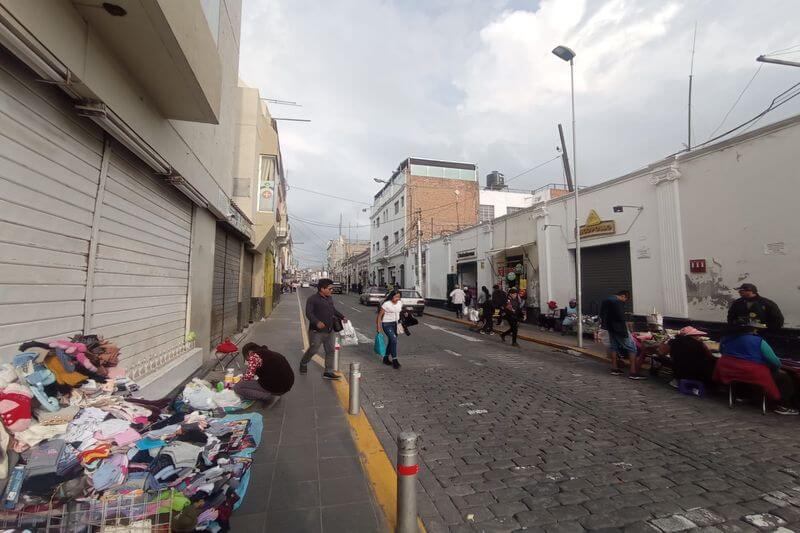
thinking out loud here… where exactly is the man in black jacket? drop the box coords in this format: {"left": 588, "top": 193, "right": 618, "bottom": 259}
{"left": 599, "top": 290, "right": 645, "bottom": 380}
{"left": 491, "top": 284, "right": 507, "bottom": 326}
{"left": 727, "top": 283, "right": 784, "bottom": 331}
{"left": 300, "top": 279, "right": 347, "bottom": 380}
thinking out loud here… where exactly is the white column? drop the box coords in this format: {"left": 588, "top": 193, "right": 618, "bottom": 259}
{"left": 651, "top": 162, "right": 689, "bottom": 317}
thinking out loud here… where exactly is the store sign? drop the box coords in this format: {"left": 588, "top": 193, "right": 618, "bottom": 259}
{"left": 457, "top": 249, "right": 476, "bottom": 262}
{"left": 579, "top": 209, "right": 616, "bottom": 238}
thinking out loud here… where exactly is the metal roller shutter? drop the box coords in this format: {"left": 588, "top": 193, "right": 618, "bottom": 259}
{"left": 210, "top": 227, "right": 244, "bottom": 347}
{"left": 223, "top": 236, "right": 242, "bottom": 340}
{"left": 579, "top": 242, "right": 633, "bottom": 315}
{"left": 240, "top": 251, "right": 254, "bottom": 327}
{"left": 211, "top": 230, "right": 226, "bottom": 347}
{"left": 90, "top": 148, "right": 192, "bottom": 374}
{"left": 0, "top": 52, "right": 104, "bottom": 359}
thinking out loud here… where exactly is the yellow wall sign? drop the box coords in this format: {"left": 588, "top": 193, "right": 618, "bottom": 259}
{"left": 579, "top": 209, "right": 616, "bottom": 238}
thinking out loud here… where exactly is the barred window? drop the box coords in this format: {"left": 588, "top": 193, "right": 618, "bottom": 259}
{"left": 479, "top": 204, "right": 495, "bottom": 223}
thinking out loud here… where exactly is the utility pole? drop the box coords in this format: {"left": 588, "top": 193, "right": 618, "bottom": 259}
{"left": 416, "top": 209, "right": 423, "bottom": 295}
{"left": 557, "top": 124, "right": 574, "bottom": 191}
{"left": 687, "top": 22, "right": 697, "bottom": 150}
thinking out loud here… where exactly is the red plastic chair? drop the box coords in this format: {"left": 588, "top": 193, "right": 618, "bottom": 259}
{"left": 214, "top": 338, "right": 240, "bottom": 372}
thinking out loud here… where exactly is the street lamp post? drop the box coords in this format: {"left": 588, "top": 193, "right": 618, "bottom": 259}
{"left": 552, "top": 45, "right": 583, "bottom": 348}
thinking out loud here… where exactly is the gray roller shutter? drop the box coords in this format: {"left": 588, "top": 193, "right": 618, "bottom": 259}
{"left": 240, "top": 251, "right": 254, "bottom": 327}
{"left": 90, "top": 148, "right": 192, "bottom": 372}
{"left": 211, "top": 230, "right": 226, "bottom": 347}
{"left": 210, "top": 227, "right": 243, "bottom": 347}
{"left": 0, "top": 51, "right": 104, "bottom": 359}
{"left": 223, "top": 236, "right": 241, "bottom": 339}
{"left": 579, "top": 242, "right": 632, "bottom": 315}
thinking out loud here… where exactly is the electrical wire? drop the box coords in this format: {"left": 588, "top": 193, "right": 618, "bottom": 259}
{"left": 706, "top": 64, "right": 763, "bottom": 141}
{"left": 687, "top": 79, "right": 800, "bottom": 151}
{"left": 288, "top": 184, "right": 372, "bottom": 205}
{"left": 766, "top": 43, "right": 800, "bottom": 56}
{"left": 292, "top": 199, "right": 459, "bottom": 229}
{"left": 503, "top": 155, "right": 561, "bottom": 184}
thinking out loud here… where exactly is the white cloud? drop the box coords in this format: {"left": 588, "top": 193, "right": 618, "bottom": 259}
{"left": 240, "top": 0, "right": 800, "bottom": 265}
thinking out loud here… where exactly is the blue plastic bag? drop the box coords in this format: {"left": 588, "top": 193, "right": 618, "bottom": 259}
{"left": 373, "top": 334, "right": 386, "bottom": 357}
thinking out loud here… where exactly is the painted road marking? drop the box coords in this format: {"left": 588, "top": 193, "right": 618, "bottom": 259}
{"left": 349, "top": 306, "right": 363, "bottom": 313}
{"left": 444, "top": 349, "right": 462, "bottom": 357}
{"left": 425, "top": 323, "right": 483, "bottom": 342}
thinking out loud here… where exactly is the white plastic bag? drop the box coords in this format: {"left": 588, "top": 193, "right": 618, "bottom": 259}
{"left": 339, "top": 321, "right": 359, "bottom": 346}
{"left": 468, "top": 308, "right": 480, "bottom": 323}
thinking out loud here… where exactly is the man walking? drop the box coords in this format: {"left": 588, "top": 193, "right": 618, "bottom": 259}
{"left": 449, "top": 285, "right": 466, "bottom": 319}
{"left": 300, "top": 279, "right": 347, "bottom": 380}
{"left": 500, "top": 288, "right": 523, "bottom": 347}
{"left": 727, "top": 283, "right": 783, "bottom": 331}
{"left": 491, "top": 284, "right": 507, "bottom": 326}
{"left": 599, "top": 290, "right": 645, "bottom": 380}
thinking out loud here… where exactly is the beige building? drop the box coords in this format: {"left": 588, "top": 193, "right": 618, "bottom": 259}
{"left": 0, "top": 0, "right": 279, "bottom": 395}
{"left": 327, "top": 236, "right": 369, "bottom": 283}
{"left": 233, "top": 84, "right": 292, "bottom": 320}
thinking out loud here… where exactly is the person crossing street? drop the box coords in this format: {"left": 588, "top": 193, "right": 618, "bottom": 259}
{"left": 449, "top": 285, "right": 466, "bottom": 319}
{"left": 500, "top": 288, "right": 524, "bottom": 347}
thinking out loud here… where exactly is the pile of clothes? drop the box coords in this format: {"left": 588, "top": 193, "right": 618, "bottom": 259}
{"left": 0, "top": 336, "right": 262, "bottom": 532}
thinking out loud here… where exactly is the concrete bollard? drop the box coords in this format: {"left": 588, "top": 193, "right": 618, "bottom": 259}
{"left": 333, "top": 340, "right": 341, "bottom": 372}
{"left": 348, "top": 362, "right": 360, "bottom": 415}
{"left": 396, "top": 431, "right": 419, "bottom": 533}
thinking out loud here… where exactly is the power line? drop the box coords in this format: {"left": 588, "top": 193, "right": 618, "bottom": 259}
{"left": 292, "top": 199, "right": 459, "bottom": 229}
{"left": 503, "top": 155, "right": 561, "bottom": 184}
{"left": 706, "top": 64, "right": 763, "bottom": 141}
{"left": 288, "top": 184, "right": 372, "bottom": 205}
{"left": 687, "top": 79, "right": 800, "bottom": 151}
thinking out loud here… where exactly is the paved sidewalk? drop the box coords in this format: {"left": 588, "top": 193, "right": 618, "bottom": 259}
{"left": 424, "top": 306, "right": 609, "bottom": 362}
{"left": 229, "top": 297, "right": 386, "bottom": 533}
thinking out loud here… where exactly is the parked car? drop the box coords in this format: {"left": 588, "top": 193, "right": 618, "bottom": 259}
{"left": 399, "top": 289, "right": 425, "bottom": 316}
{"left": 331, "top": 282, "right": 343, "bottom": 294}
{"left": 360, "top": 286, "right": 387, "bottom": 306}
{"left": 301, "top": 282, "right": 310, "bottom": 288}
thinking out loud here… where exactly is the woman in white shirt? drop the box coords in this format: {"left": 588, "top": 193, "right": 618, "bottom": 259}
{"left": 377, "top": 291, "right": 403, "bottom": 369}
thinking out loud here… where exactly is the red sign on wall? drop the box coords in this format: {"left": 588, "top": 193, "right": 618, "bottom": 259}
{"left": 689, "top": 259, "right": 706, "bottom": 273}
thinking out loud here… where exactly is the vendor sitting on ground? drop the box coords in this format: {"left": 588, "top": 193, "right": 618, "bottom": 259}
{"left": 233, "top": 342, "right": 295, "bottom": 402}
{"left": 539, "top": 300, "right": 560, "bottom": 331}
{"left": 657, "top": 326, "right": 717, "bottom": 388}
{"left": 561, "top": 299, "right": 578, "bottom": 334}
{"left": 715, "top": 320, "right": 798, "bottom": 415}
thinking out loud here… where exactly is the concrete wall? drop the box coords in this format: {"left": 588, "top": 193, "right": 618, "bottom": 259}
{"left": 678, "top": 121, "right": 800, "bottom": 327}
{"left": 479, "top": 189, "right": 534, "bottom": 218}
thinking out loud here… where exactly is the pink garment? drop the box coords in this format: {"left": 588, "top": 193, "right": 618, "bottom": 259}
{"left": 113, "top": 427, "right": 141, "bottom": 446}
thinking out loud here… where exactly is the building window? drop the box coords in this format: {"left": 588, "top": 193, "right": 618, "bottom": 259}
{"left": 479, "top": 204, "right": 495, "bottom": 223}
{"left": 400, "top": 228, "right": 405, "bottom": 242}
{"left": 394, "top": 231, "right": 399, "bottom": 244}
{"left": 400, "top": 196, "right": 404, "bottom": 208}
{"left": 383, "top": 236, "right": 389, "bottom": 251}
{"left": 394, "top": 201, "right": 399, "bottom": 214}
{"left": 507, "top": 206, "right": 524, "bottom": 215}
{"left": 376, "top": 218, "right": 380, "bottom": 228}
{"left": 375, "top": 241, "right": 379, "bottom": 251}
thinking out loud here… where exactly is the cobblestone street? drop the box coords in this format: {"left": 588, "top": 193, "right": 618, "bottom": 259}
{"left": 331, "top": 292, "right": 800, "bottom": 533}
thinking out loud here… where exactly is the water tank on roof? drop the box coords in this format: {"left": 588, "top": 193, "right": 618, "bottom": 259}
{"left": 486, "top": 171, "right": 506, "bottom": 190}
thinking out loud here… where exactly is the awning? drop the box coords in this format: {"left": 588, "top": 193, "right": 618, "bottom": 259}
{"left": 485, "top": 241, "right": 536, "bottom": 255}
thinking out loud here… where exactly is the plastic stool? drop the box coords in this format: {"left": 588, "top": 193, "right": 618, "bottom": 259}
{"left": 678, "top": 379, "right": 705, "bottom": 397}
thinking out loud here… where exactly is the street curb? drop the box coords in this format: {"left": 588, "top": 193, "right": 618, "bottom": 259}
{"left": 423, "top": 311, "right": 612, "bottom": 365}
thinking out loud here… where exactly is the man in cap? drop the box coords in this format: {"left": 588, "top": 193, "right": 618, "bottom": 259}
{"left": 727, "top": 283, "right": 784, "bottom": 332}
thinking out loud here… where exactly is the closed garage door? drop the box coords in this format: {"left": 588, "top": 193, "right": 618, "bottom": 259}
{"left": 210, "top": 227, "right": 243, "bottom": 347}
{"left": 579, "top": 242, "right": 632, "bottom": 315}
{"left": 90, "top": 148, "right": 192, "bottom": 374}
{"left": 0, "top": 51, "right": 104, "bottom": 359}
{"left": 240, "top": 251, "right": 254, "bottom": 327}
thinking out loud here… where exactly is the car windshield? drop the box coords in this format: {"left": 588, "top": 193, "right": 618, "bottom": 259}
{"left": 400, "top": 290, "right": 422, "bottom": 298}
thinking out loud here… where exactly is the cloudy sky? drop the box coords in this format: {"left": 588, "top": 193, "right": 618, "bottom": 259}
{"left": 239, "top": 0, "right": 800, "bottom": 267}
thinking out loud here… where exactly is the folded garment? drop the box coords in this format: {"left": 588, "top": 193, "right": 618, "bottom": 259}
{"left": 92, "top": 454, "right": 128, "bottom": 491}
{"left": 136, "top": 437, "right": 166, "bottom": 451}
{"left": 94, "top": 418, "right": 131, "bottom": 440}
{"left": 113, "top": 427, "right": 141, "bottom": 446}
{"left": 161, "top": 441, "right": 202, "bottom": 469}
{"left": 36, "top": 405, "right": 78, "bottom": 426}
{"left": 13, "top": 422, "right": 68, "bottom": 451}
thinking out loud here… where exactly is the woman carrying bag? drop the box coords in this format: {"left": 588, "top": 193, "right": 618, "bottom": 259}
{"left": 377, "top": 291, "right": 403, "bottom": 369}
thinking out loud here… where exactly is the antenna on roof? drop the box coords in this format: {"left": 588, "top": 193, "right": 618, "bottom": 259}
{"left": 687, "top": 22, "right": 698, "bottom": 150}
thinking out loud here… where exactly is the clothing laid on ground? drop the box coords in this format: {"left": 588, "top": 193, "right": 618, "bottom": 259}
{"left": 668, "top": 336, "right": 716, "bottom": 383}
{"left": 727, "top": 296, "right": 784, "bottom": 331}
{"left": 305, "top": 292, "right": 345, "bottom": 333}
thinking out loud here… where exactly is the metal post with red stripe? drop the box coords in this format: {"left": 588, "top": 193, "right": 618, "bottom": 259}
{"left": 396, "top": 431, "right": 419, "bottom": 533}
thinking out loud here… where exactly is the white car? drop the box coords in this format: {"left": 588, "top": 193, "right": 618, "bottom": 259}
{"left": 399, "top": 289, "right": 425, "bottom": 316}
{"left": 301, "top": 282, "right": 310, "bottom": 288}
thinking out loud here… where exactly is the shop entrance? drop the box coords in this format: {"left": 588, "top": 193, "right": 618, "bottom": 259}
{"left": 457, "top": 261, "right": 477, "bottom": 293}
{"left": 578, "top": 242, "right": 632, "bottom": 315}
